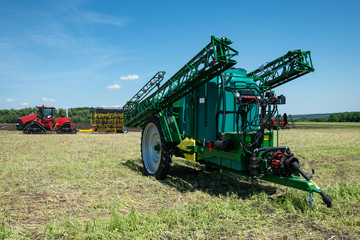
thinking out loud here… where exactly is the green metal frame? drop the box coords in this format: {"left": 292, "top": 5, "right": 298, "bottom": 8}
{"left": 123, "top": 36, "right": 238, "bottom": 128}
{"left": 203, "top": 160, "right": 324, "bottom": 194}
{"left": 247, "top": 50, "right": 314, "bottom": 91}
{"left": 123, "top": 71, "right": 165, "bottom": 124}
{"left": 261, "top": 174, "right": 323, "bottom": 193}
{"left": 158, "top": 111, "right": 182, "bottom": 143}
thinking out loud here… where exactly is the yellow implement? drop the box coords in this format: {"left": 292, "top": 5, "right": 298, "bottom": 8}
{"left": 90, "top": 109, "right": 128, "bottom": 133}
{"left": 79, "top": 128, "right": 95, "bottom": 133}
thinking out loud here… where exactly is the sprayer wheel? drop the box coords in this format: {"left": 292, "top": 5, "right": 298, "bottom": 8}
{"left": 141, "top": 115, "right": 171, "bottom": 180}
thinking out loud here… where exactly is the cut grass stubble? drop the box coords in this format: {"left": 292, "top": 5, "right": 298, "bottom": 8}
{"left": 0, "top": 128, "right": 360, "bottom": 239}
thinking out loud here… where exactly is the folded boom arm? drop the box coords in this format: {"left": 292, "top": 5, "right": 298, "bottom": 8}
{"left": 247, "top": 50, "right": 314, "bottom": 91}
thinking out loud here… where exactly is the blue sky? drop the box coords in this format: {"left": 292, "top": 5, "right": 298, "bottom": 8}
{"left": 1, "top": 0, "right": 359, "bottom": 114}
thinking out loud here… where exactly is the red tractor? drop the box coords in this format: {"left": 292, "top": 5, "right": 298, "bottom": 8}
{"left": 266, "top": 113, "right": 289, "bottom": 130}
{"left": 16, "top": 105, "right": 77, "bottom": 134}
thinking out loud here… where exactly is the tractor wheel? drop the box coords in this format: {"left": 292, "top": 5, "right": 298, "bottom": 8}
{"left": 121, "top": 128, "right": 128, "bottom": 133}
{"left": 141, "top": 116, "right": 171, "bottom": 180}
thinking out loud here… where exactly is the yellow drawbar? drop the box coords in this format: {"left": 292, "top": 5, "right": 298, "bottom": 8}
{"left": 177, "top": 138, "right": 196, "bottom": 161}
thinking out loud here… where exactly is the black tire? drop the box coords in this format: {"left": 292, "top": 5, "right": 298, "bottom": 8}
{"left": 141, "top": 115, "right": 171, "bottom": 180}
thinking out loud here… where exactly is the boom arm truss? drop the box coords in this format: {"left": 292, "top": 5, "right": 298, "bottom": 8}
{"left": 123, "top": 71, "right": 166, "bottom": 124}
{"left": 247, "top": 50, "right": 314, "bottom": 91}
{"left": 124, "top": 36, "right": 238, "bottom": 127}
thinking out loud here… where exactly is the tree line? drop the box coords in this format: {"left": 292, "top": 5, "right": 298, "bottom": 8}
{"left": 328, "top": 112, "right": 360, "bottom": 122}
{"left": 0, "top": 107, "right": 95, "bottom": 123}
{"left": 0, "top": 108, "right": 359, "bottom": 123}
{"left": 292, "top": 112, "right": 360, "bottom": 122}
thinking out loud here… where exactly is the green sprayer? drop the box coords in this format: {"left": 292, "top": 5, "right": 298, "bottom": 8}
{"left": 123, "top": 36, "right": 332, "bottom": 208}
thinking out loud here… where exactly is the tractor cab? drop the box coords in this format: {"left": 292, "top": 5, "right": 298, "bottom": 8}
{"left": 37, "top": 106, "right": 55, "bottom": 129}
{"left": 37, "top": 106, "right": 54, "bottom": 119}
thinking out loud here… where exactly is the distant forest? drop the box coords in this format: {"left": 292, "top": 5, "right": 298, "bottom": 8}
{"left": 0, "top": 107, "right": 359, "bottom": 123}
{"left": 290, "top": 112, "right": 360, "bottom": 122}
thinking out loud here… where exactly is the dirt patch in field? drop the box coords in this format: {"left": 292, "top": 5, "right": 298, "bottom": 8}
{"left": 127, "top": 127, "right": 142, "bottom": 132}
{"left": 0, "top": 123, "right": 16, "bottom": 131}
{"left": 73, "top": 123, "right": 92, "bottom": 130}
{"left": 290, "top": 124, "right": 360, "bottom": 129}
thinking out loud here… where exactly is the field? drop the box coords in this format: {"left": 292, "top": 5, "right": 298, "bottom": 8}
{"left": 293, "top": 122, "right": 360, "bottom": 128}
{"left": 1, "top": 127, "right": 360, "bottom": 239}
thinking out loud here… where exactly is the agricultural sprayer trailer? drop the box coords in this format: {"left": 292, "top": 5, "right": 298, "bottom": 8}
{"left": 123, "top": 36, "right": 332, "bottom": 208}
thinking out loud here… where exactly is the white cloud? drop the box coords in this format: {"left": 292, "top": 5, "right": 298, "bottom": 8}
{"left": 21, "top": 102, "right": 29, "bottom": 106}
{"left": 106, "top": 83, "right": 121, "bottom": 90}
{"left": 42, "top": 97, "right": 56, "bottom": 102}
{"left": 120, "top": 74, "right": 139, "bottom": 80}
{"left": 5, "top": 98, "right": 15, "bottom": 102}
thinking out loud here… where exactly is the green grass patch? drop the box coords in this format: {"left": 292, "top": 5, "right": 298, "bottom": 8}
{"left": 0, "top": 130, "right": 359, "bottom": 239}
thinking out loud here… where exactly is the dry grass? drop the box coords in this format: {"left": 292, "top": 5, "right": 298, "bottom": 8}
{"left": 0, "top": 128, "right": 359, "bottom": 239}
{"left": 276, "top": 128, "right": 360, "bottom": 185}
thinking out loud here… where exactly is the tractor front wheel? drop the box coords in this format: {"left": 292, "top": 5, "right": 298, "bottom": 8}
{"left": 141, "top": 116, "right": 171, "bottom": 180}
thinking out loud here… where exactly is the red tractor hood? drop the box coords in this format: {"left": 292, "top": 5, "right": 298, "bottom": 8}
{"left": 16, "top": 114, "right": 37, "bottom": 130}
